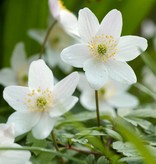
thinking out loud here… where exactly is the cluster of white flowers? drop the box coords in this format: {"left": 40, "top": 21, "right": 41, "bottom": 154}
{"left": 0, "top": 0, "right": 148, "bottom": 163}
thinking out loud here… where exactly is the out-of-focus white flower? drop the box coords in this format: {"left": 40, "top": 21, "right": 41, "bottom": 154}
{"left": 29, "top": 23, "right": 77, "bottom": 73}
{"left": 61, "top": 8, "right": 148, "bottom": 90}
{"left": 4, "top": 59, "right": 79, "bottom": 139}
{"left": 78, "top": 73, "right": 138, "bottom": 116}
{"left": 0, "top": 42, "right": 38, "bottom": 87}
{"left": 142, "top": 66, "right": 156, "bottom": 92}
{"left": 141, "top": 19, "right": 156, "bottom": 39}
{"left": 0, "top": 124, "right": 31, "bottom": 164}
{"left": 48, "top": 0, "right": 78, "bottom": 37}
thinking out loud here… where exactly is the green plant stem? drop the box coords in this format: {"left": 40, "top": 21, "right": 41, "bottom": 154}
{"left": 39, "top": 20, "right": 57, "bottom": 59}
{"left": 51, "top": 130, "right": 64, "bottom": 164}
{"left": 95, "top": 90, "right": 100, "bottom": 127}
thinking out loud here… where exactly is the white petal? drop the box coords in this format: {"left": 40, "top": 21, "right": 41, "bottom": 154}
{"left": 28, "top": 59, "right": 54, "bottom": 90}
{"left": 0, "top": 124, "right": 15, "bottom": 144}
{"left": 61, "top": 43, "right": 90, "bottom": 68}
{"left": 58, "top": 59, "right": 73, "bottom": 73}
{"left": 53, "top": 72, "right": 79, "bottom": 100}
{"left": 97, "top": 9, "right": 122, "bottom": 39}
{"left": 11, "top": 43, "right": 27, "bottom": 71}
{"left": 83, "top": 58, "right": 108, "bottom": 90}
{"left": 7, "top": 111, "right": 40, "bottom": 137}
{"left": 107, "top": 93, "right": 139, "bottom": 108}
{"left": 99, "top": 102, "right": 116, "bottom": 117}
{"left": 77, "top": 72, "right": 93, "bottom": 92}
{"left": 59, "top": 10, "right": 79, "bottom": 37}
{"left": 0, "top": 143, "right": 31, "bottom": 164}
{"left": 3, "top": 86, "right": 29, "bottom": 111}
{"left": 27, "top": 54, "right": 39, "bottom": 64}
{"left": 32, "top": 112, "right": 57, "bottom": 139}
{"left": 115, "top": 36, "right": 148, "bottom": 61}
{"left": 0, "top": 68, "right": 17, "bottom": 86}
{"left": 78, "top": 7, "right": 99, "bottom": 42}
{"left": 28, "top": 29, "right": 45, "bottom": 44}
{"left": 49, "top": 96, "right": 78, "bottom": 117}
{"left": 80, "top": 92, "right": 95, "bottom": 111}
{"left": 49, "top": 0, "right": 60, "bottom": 19}
{"left": 105, "top": 60, "right": 136, "bottom": 84}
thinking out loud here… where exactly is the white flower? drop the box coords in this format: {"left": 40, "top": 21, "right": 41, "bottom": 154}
{"left": 3, "top": 59, "right": 79, "bottom": 139}
{"left": 61, "top": 8, "right": 148, "bottom": 90}
{"left": 0, "top": 42, "right": 38, "bottom": 86}
{"left": 0, "top": 124, "right": 31, "bottom": 164}
{"left": 29, "top": 23, "right": 77, "bottom": 73}
{"left": 78, "top": 73, "right": 138, "bottom": 116}
{"left": 48, "top": 0, "right": 78, "bottom": 37}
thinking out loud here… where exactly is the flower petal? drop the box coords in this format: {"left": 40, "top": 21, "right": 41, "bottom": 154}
{"left": 28, "top": 29, "right": 45, "bottom": 44}
{"left": 3, "top": 86, "right": 29, "bottom": 111}
{"left": 28, "top": 59, "right": 54, "bottom": 90}
{"left": 32, "top": 112, "right": 57, "bottom": 139}
{"left": 115, "top": 36, "right": 148, "bottom": 61}
{"left": 83, "top": 58, "right": 108, "bottom": 90}
{"left": 11, "top": 42, "right": 27, "bottom": 72}
{"left": 53, "top": 72, "right": 79, "bottom": 100}
{"left": 78, "top": 72, "right": 93, "bottom": 92}
{"left": 59, "top": 10, "right": 79, "bottom": 37}
{"left": 49, "top": 0, "right": 60, "bottom": 19}
{"left": 49, "top": 96, "right": 78, "bottom": 117}
{"left": 105, "top": 60, "right": 136, "bottom": 84}
{"left": 0, "top": 68, "right": 17, "bottom": 86}
{"left": 80, "top": 92, "right": 95, "bottom": 111}
{"left": 97, "top": 9, "right": 122, "bottom": 39}
{"left": 78, "top": 7, "right": 99, "bottom": 42}
{"left": 61, "top": 43, "right": 90, "bottom": 68}
{"left": 0, "top": 124, "right": 15, "bottom": 144}
{"left": 0, "top": 143, "right": 31, "bottom": 164}
{"left": 107, "top": 93, "right": 139, "bottom": 108}
{"left": 7, "top": 111, "right": 40, "bottom": 137}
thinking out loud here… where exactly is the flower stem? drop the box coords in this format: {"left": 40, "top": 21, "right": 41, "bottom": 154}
{"left": 51, "top": 130, "right": 64, "bottom": 164}
{"left": 95, "top": 90, "right": 100, "bottom": 127}
{"left": 39, "top": 20, "right": 57, "bottom": 59}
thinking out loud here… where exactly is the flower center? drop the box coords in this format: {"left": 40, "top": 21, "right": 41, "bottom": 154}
{"left": 88, "top": 35, "right": 118, "bottom": 62}
{"left": 25, "top": 88, "right": 53, "bottom": 112}
{"left": 97, "top": 44, "right": 107, "bottom": 55}
{"left": 36, "top": 97, "right": 47, "bottom": 109}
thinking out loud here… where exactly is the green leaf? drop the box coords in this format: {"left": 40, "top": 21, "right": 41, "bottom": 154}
{"left": 85, "top": 154, "right": 95, "bottom": 164}
{"left": 105, "top": 128, "right": 123, "bottom": 141}
{"left": 113, "top": 141, "right": 140, "bottom": 157}
{"left": 97, "top": 156, "right": 109, "bottom": 164}
{"left": 113, "top": 117, "right": 156, "bottom": 163}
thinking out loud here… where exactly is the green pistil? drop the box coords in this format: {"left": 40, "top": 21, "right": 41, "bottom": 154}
{"left": 99, "top": 88, "right": 106, "bottom": 98}
{"left": 36, "top": 97, "right": 47, "bottom": 109}
{"left": 97, "top": 44, "right": 107, "bottom": 55}
{"left": 22, "top": 75, "right": 28, "bottom": 83}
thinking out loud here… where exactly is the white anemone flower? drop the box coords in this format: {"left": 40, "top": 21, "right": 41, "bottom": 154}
{"left": 78, "top": 73, "right": 138, "bottom": 116}
{"left": 0, "top": 42, "right": 37, "bottom": 86}
{"left": 29, "top": 23, "right": 77, "bottom": 73}
{"left": 0, "top": 124, "right": 31, "bottom": 164}
{"left": 3, "top": 59, "right": 79, "bottom": 139}
{"left": 48, "top": 0, "right": 78, "bottom": 37}
{"left": 61, "top": 8, "right": 148, "bottom": 90}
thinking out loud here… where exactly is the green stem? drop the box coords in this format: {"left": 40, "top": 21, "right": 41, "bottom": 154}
{"left": 0, "top": 146, "right": 85, "bottom": 163}
{"left": 95, "top": 90, "right": 100, "bottom": 126}
{"left": 51, "top": 130, "right": 64, "bottom": 164}
{"left": 39, "top": 20, "right": 57, "bottom": 59}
